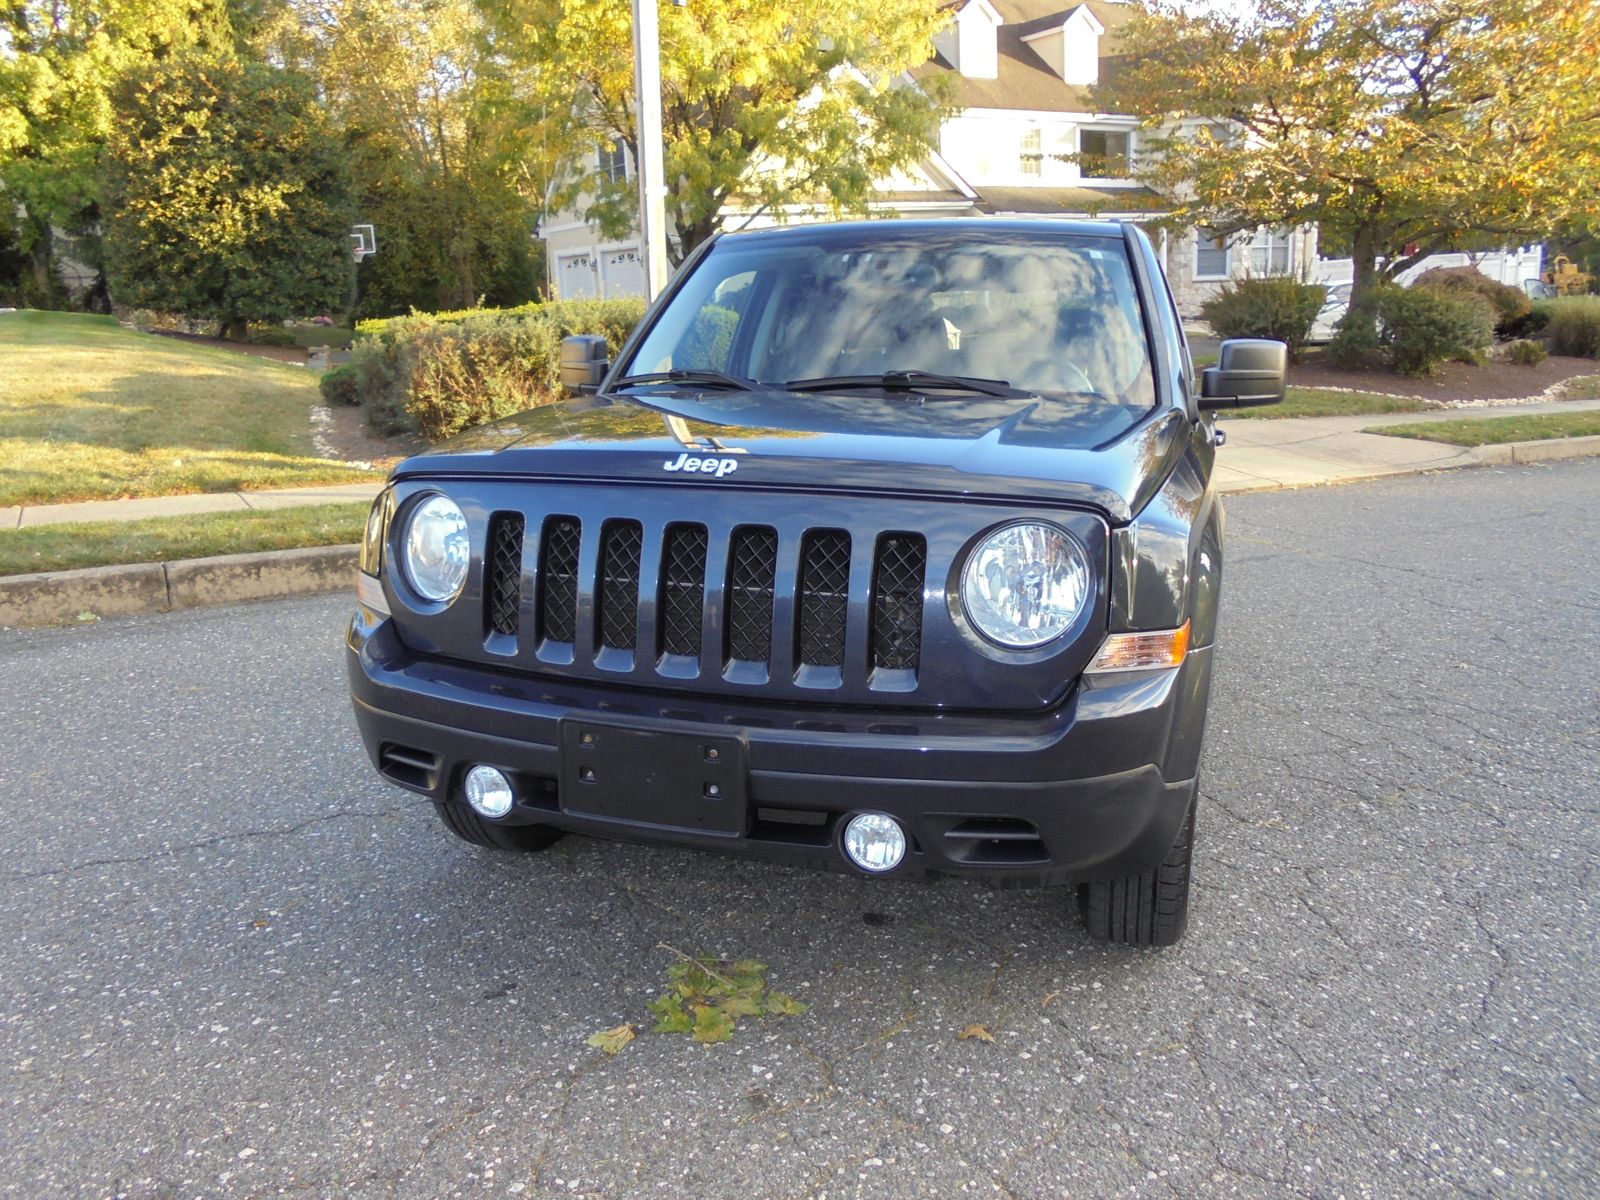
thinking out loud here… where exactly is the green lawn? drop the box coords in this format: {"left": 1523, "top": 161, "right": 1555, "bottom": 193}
{"left": 0, "top": 310, "right": 376, "bottom": 506}
{"left": 1367, "top": 409, "right": 1600, "bottom": 447}
{"left": 0, "top": 503, "right": 368, "bottom": 577}
{"left": 1224, "top": 386, "right": 1440, "bottom": 420}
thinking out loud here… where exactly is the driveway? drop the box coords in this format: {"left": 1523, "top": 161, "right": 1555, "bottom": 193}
{"left": 2, "top": 461, "right": 1596, "bottom": 1198}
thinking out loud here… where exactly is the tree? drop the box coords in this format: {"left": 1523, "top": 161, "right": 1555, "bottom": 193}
{"left": 0, "top": 0, "right": 236, "bottom": 308}
{"left": 261, "top": 0, "right": 547, "bottom": 316}
{"left": 487, "top": 0, "right": 952, "bottom": 264}
{"left": 1097, "top": 0, "right": 1600, "bottom": 315}
{"left": 103, "top": 54, "right": 353, "bottom": 332}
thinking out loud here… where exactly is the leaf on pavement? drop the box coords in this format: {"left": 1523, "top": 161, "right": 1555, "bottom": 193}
{"left": 692, "top": 1004, "right": 736, "bottom": 1045}
{"left": 586, "top": 1023, "right": 636, "bottom": 1056}
{"left": 958, "top": 1023, "right": 995, "bottom": 1043}
{"left": 766, "top": 991, "right": 808, "bottom": 1017}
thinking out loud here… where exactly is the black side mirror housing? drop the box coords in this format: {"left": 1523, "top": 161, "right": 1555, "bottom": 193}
{"left": 1199, "top": 339, "right": 1287, "bottom": 410}
{"left": 559, "top": 335, "right": 610, "bottom": 394}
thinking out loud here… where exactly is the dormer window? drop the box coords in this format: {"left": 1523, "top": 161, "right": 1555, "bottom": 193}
{"left": 598, "top": 142, "right": 629, "bottom": 183}
{"left": 1079, "top": 129, "right": 1132, "bottom": 178}
{"left": 933, "top": 0, "right": 1002, "bottom": 80}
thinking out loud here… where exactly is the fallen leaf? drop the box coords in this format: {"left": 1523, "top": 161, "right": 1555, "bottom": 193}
{"left": 586, "top": 1024, "right": 636, "bottom": 1056}
{"left": 692, "top": 1005, "right": 735, "bottom": 1045}
{"left": 766, "top": 991, "right": 808, "bottom": 1017}
{"left": 76, "top": 611, "right": 99, "bottom": 623}
{"left": 958, "top": 1023, "right": 995, "bottom": 1043}
{"left": 1042, "top": 991, "right": 1060, "bottom": 1008}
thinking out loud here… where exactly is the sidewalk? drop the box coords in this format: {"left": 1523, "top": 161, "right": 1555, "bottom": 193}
{"left": 2, "top": 481, "right": 385, "bottom": 531}
{"left": 3, "top": 397, "right": 1599, "bottom": 531}
{"left": 1215, "top": 396, "right": 1600, "bottom": 492}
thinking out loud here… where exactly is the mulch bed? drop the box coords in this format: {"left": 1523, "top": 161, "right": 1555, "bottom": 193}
{"left": 1290, "top": 352, "right": 1598, "bottom": 401}
{"left": 146, "top": 329, "right": 313, "bottom": 364}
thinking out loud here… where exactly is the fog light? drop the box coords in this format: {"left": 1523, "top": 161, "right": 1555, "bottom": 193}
{"left": 464, "top": 765, "right": 515, "bottom": 819}
{"left": 842, "top": 812, "right": 907, "bottom": 874}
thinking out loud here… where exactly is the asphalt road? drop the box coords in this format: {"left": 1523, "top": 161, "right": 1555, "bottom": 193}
{"left": 3, "top": 460, "right": 1597, "bottom": 1199}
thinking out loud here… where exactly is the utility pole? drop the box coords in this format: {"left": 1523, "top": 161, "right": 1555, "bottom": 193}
{"left": 632, "top": 0, "right": 672, "bottom": 300}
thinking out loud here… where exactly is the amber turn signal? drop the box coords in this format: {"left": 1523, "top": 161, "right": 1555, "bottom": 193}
{"left": 1086, "top": 620, "right": 1191, "bottom": 674}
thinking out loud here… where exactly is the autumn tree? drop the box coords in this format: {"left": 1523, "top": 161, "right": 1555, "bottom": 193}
{"left": 486, "top": 0, "right": 952, "bottom": 264}
{"left": 261, "top": 0, "right": 547, "bottom": 315}
{"left": 103, "top": 55, "right": 353, "bottom": 332}
{"left": 1098, "top": 0, "right": 1600, "bottom": 314}
{"left": 0, "top": 0, "right": 236, "bottom": 307}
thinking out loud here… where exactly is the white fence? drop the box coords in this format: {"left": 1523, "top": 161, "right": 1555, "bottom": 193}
{"left": 1312, "top": 247, "right": 1544, "bottom": 290}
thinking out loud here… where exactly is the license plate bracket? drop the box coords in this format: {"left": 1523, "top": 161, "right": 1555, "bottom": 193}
{"left": 558, "top": 718, "right": 748, "bottom": 836}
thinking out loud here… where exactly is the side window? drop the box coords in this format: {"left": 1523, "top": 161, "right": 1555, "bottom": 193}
{"left": 1195, "top": 227, "right": 1231, "bottom": 278}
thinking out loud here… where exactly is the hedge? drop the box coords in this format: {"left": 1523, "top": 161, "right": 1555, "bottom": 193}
{"left": 1199, "top": 277, "right": 1327, "bottom": 359}
{"left": 1411, "top": 266, "right": 1532, "bottom": 338}
{"left": 1540, "top": 296, "right": 1600, "bottom": 359}
{"left": 1331, "top": 284, "right": 1495, "bottom": 376}
{"left": 345, "top": 298, "right": 647, "bottom": 440}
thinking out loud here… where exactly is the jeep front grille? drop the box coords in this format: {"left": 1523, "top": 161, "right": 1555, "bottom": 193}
{"left": 480, "top": 514, "right": 928, "bottom": 692}
{"left": 535, "top": 516, "right": 581, "bottom": 645}
{"left": 485, "top": 513, "right": 524, "bottom": 637}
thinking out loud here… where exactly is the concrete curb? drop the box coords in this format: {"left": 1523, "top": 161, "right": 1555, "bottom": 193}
{"left": 0, "top": 545, "right": 358, "bottom": 629}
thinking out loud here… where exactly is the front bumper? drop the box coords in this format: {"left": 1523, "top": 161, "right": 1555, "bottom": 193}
{"left": 346, "top": 608, "right": 1211, "bottom": 887}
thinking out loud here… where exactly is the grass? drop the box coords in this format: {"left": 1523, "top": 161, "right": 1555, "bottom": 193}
{"left": 1367, "top": 409, "right": 1600, "bottom": 447}
{"left": 0, "top": 503, "right": 368, "bottom": 577}
{"left": 0, "top": 310, "right": 376, "bottom": 507}
{"left": 1223, "top": 386, "right": 1439, "bottom": 420}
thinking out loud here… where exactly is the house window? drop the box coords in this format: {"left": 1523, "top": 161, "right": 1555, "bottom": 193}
{"left": 598, "top": 141, "right": 629, "bottom": 183}
{"left": 1195, "top": 227, "right": 1231, "bottom": 278}
{"left": 1079, "top": 129, "right": 1132, "bottom": 177}
{"left": 1020, "top": 128, "right": 1042, "bottom": 177}
{"left": 1249, "top": 227, "right": 1293, "bottom": 275}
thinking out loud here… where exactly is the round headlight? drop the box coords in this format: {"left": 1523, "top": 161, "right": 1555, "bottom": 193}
{"left": 960, "top": 522, "right": 1090, "bottom": 648}
{"left": 402, "top": 494, "right": 470, "bottom": 603}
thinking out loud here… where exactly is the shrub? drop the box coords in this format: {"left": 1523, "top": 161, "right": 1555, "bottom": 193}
{"left": 247, "top": 323, "right": 299, "bottom": 348}
{"left": 1199, "top": 276, "right": 1326, "bottom": 358}
{"left": 319, "top": 362, "right": 361, "bottom": 405}
{"left": 1412, "top": 266, "right": 1532, "bottom": 338}
{"left": 1501, "top": 305, "right": 1550, "bottom": 340}
{"left": 1503, "top": 339, "right": 1548, "bottom": 366}
{"left": 1331, "top": 284, "right": 1495, "bottom": 376}
{"left": 345, "top": 296, "right": 648, "bottom": 439}
{"left": 1541, "top": 296, "right": 1600, "bottom": 359}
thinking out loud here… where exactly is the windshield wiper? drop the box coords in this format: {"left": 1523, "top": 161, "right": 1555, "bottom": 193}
{"left": 612, "top": 369, "right": 759, "bottom": 392}
{"left": 784, "top": 371, "right": 1031, "bottom": 399}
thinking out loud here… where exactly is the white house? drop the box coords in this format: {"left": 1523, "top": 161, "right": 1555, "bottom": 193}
{"left": 538, "top": 0, "right": 1319, "bottom": 314}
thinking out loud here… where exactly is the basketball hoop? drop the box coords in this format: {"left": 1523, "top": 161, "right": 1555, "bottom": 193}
{"left": 350, "top": 223, "right": 377, "bottom": 264}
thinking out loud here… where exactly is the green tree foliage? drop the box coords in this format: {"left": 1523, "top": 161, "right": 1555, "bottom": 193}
{"left": 486, "top": 0, "right": 951, "bottom": 264}
{"left": 0, "top": 0, "right": 236, "bottom": 307}
{"left": 102, "top": 55, "right": 353, "bottom": 331}
{"left": 263, "top": 0, "right": 546, "bottom": 316}
{"left": 1099, "top": 0, "right": 1600, "bottom": 316}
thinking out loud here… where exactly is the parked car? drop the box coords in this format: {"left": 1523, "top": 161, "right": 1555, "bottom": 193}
{"left": 346, "top": 220, "right": 1286, "bottom": 946}
{"left": 1306, "top": 281, "right": 1352, "bottom": 343}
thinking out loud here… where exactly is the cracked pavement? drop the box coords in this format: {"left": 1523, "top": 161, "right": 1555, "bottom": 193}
{"left": 2, "top": 460, "right": 1596, "bottom": 1198}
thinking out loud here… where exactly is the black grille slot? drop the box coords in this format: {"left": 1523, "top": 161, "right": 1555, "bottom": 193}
{"left": 940, "top": 818, "right": 1049, "bottom": 866}
{"left": 797, "top": 530, "right": 851, "bottom": 667}
{"left": 870, "top": 534, "right": 925, "bottom": 670}
{"left": 659, "top": 524, "right": 708, "bottom": 657}
{"left": 726, "top": 527, "right": 778, "bottom": 663}
{"left": 596, "top": 520, "right": 643, "bottom": 650}
{"left": 485, "top": 513, "right": 525, "bottom": 636}
{"left": 536, "top": 516, "right": 581, "bottom": 644}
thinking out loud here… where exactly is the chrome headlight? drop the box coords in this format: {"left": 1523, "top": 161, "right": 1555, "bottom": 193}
{"left": 402, "top": 493, "right": 470, "bottom": 603}
{"left": 960, "top": 522, "right": 1090, "bottom": 648}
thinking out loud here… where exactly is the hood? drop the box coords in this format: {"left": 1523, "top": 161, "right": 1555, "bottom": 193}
{"left": 389, "top": 389, "right": 1189, "bottom": 525}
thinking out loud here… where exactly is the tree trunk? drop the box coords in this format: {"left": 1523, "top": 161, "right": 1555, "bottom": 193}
{"left": 1348, "top": 224, "right": 1382, "bottom": 315}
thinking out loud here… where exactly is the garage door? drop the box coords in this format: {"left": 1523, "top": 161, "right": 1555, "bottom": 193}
{"left": 600, "top": 247, "right": 645, "bottom": 298}
{"left": 557, "top": 253, "right": 598, "bottom": 300}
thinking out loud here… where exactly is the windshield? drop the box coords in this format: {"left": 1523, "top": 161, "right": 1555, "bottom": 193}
{"left": 622, "top": 227, "right": 1157, "bottom": 411}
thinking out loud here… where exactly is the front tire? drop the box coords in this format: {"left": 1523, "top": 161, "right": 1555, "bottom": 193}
{"left": 1079, "top": 785, "right": 1196, "bottom": 946}
{"left": 432, "top": 801, "right": 565, "bottom": 852}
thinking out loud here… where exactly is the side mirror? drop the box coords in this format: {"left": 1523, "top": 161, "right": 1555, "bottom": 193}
{"left": 1199, "top": 339, "right": 1287, "bottom": 410}
{"left": 559, "top": 335, "right": 609, "bottom": 394}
